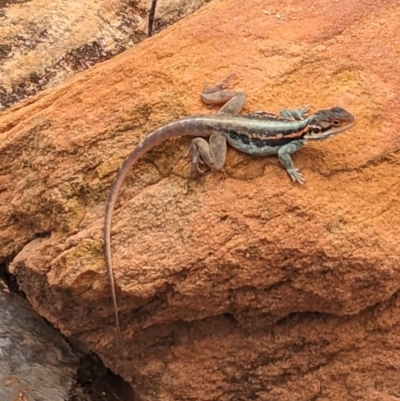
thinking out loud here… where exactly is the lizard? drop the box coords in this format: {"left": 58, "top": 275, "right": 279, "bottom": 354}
{"left": 103, "top": 73, "right": 356, "bottom": 345}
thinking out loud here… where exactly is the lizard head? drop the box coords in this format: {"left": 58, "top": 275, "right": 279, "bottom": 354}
{"left": 304, "top": 107, "right": 356, "bottom": 141}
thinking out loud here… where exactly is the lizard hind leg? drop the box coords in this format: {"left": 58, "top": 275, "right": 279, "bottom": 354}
{"left": 187, "top": 132, "right": 227, "bottom": 178}
{"left": 201, "top": 73, "right": 247, "bottom": 115}
{"left": 217, "top": 92, "right": 246, "bottom": 115}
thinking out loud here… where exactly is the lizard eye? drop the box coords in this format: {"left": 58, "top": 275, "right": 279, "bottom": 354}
{"left": 332, "top": 120, "right": 341, "bottom": 127}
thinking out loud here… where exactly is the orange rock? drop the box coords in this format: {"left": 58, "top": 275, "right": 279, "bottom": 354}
{"left": 1, "top": 0, "right": 400, "bottom": 399}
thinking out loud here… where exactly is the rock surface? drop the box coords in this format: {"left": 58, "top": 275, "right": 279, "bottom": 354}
{"left": 0, "top": 0, "right": 209, "bottom": 110}
{"left": 1, "top": 0, "right": 400, "bottom": 400}
{"left": 0, "top": 287, "right": 78, "bottom": 401}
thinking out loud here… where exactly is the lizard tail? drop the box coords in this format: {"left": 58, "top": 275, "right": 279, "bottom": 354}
{"left": 103, "top": 115, "right": 211, "bottom": 345}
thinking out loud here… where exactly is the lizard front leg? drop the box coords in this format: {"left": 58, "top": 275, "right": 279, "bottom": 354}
{"left": 277, "top": 140, "right": 306, "bottom": 184}
{"left": 280, "top": 105, "right": 310, "bottom": 120}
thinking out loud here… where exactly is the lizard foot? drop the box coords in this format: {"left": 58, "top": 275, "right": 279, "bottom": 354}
{"left": 189, "top": 163, "right": 206, "bottom": 179}
{"left": 203, "top": 72, "right": 236, "bottom": 93}
{"left": 287, "top": 168, "right": 305, "bottom": 185}
{"left": 186, "top": 145, "right": 207, "bottom": 178}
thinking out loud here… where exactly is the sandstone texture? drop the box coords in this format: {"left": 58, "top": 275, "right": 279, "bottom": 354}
{"left": 0, "top": 0, "right": 209, "bottom": 110}
{"left": 1, "top": 0, "right": 400, "bottom": 400}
